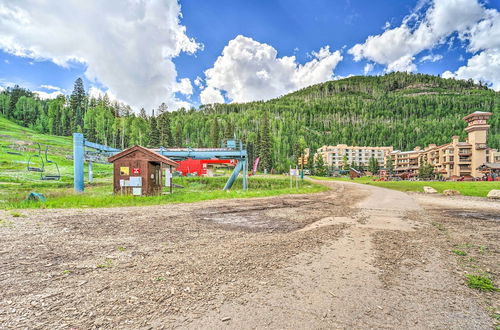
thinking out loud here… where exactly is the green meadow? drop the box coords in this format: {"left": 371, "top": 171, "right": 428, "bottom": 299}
{"left": 1, "top": 176, "right": 326, "bottom": 209}
{"left": 313, "top": 176, "right": 500, "bottom": 197}
{"left": 1, "top": 116, "right": 326, "bottom": 209}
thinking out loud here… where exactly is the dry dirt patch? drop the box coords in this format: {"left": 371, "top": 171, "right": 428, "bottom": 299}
{"left": 0, "top": 187, "right": 357, "bottom": 329}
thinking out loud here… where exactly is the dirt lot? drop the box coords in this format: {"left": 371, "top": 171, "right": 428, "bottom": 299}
{"left": 0, "top": 180, "right": 498, "bottom": 329}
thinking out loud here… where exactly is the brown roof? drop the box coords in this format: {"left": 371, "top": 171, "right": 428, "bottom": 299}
{"left": 463, "top": 111, "right": 492, "bottom": 121}
{"left": 478, "top": 163, "right": 500, "bottom": 170}
{"left": 108, "top": 145, "right": 178, "bottom": 166}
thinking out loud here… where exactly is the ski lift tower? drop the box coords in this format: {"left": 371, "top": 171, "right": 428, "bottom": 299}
{"left": 73, "top": 134, "right": 248, "bottom": 192}
{"left": 154, "top": 139, "right": 248, "bottom": 190}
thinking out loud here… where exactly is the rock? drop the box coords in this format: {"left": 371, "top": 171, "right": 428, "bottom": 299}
{"left": 487, "top": 189, "right": 500, "bottom": 199}
{"left": 222, "top": 317, "right": 231, "bottom": 322}
{"left": 443, "top": 189, "right": 460, "bottom": 196}
{"left": 423, "top": 186, "right": 438, "bottom": 194}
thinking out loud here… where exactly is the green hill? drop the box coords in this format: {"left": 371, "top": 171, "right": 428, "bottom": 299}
{"left": 177, "top": 73, "right": 500, "bottom": 171}
{"left": 1, "top": 72, "right": 499, "bottom": 174}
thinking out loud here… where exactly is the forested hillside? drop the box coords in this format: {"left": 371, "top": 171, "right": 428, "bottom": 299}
{"left": 1, "top": 73, "right": 499, "bottom": 173}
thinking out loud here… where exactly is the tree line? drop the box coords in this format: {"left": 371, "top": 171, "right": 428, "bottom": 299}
{"left": 1, "top": 72, "right": 499, "bottom": 173}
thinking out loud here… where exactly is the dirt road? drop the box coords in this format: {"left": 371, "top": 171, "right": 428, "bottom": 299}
{"left": 1, "top": 180, "right": 498, "bottom": 329}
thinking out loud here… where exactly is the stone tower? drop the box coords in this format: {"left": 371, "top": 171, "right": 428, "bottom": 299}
{"left": 463, "top": 111, "right": 492, "bottom": 177}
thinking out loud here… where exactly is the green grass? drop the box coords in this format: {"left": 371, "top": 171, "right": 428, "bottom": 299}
{"left": 312, "top": 176, "right": 500, "bottom": 197}
{"left": 0, "top": 219, "right": 14, "bottom": 228}
{"left": 452, "top": 249, "right": 467, "bottom": 256}
{"left": 97, "top": 259, "right": 113, "bottom": 269}
{"left": 1, "top": 116, "right": 327, "bottom": 209}
{"left": 0, "top": 115, "right": 111, "bottom": 194}
{"left": 1, "top": 176, "right": 327, "bottom": 209}
{"left": 466, "top": 274, "right": 498, "bottom": 292}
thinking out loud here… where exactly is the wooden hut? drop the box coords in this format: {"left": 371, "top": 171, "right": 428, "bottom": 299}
{"left": 349, "top": 167, "right": 362, "bottom": 179}
{"left": 108, "top": 145, "right": 178, "bottom": 196}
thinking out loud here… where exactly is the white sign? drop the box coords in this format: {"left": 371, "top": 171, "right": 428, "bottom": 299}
{"left": 129, "top": 176, "right": 142, "bottom": 187}
{"left": 165, "top": 168, "right": 171, "bottom": 186}
{"left": 290, "top": 169, "right": 299, "bottom": 176}
{"left": 132, "top": 188, "right": 142, "bottom": 196}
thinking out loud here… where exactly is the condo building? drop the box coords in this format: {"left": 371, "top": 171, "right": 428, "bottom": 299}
{"left": 315, "top": 144, "right": 393, "bottom": 168}
{"left": 387, "top": 111, "right": 498, "bottom": 179}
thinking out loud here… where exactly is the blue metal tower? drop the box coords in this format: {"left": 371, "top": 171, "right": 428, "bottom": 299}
{"left": 73, "top": 135, "right": 248, "bottom": 192}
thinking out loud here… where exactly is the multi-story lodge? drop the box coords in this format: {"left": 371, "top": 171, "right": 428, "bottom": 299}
{"left": 314, "top": 144, "right": 393, "bottom": 168}
{"left": 387, "top": 111, "right": 498, "bottom": 179}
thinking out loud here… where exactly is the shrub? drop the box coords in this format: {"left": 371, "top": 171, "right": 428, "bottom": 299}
{"left": 466, "top": 274, "right": 498, "bottom": 291}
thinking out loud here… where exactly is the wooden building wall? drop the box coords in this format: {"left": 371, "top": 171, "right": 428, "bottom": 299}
{"left": 112, "top": 150, "right": 163, "bottom": 196}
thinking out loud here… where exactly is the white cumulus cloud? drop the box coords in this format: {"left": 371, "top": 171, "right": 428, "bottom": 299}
{"left": 0, "top": 0, "right": 201, "bottom": 111}
{"left": 34, "top": 90, "right": 63, "bottom": 100}
{"left": 419, "top": 54, "right": 443, "bottom": 63}
{"left": 173, "top": 78, "right": 193, "bottom": 96}
{"left": 200, "top": 86, "right": 225, "bottom": 104}
{"left": 40, "top": 84, "right": 64, "bottom": 92}
{"left": 348, "top": 0, "right": 484, "bottom": 72}
{"left": 443, "top": 49, "right": 500, "bottom": 89}
{"left": 201, "top": 35, "right": 343, "bottom": 104}
{"left": 442, "top": 5, "right": 500, "bottom": 90}
{"left": 193, "top": 76, "right": 203, "bottom": 88}
{"left": 363, "top": 63, "right": 374, "bottom": 75}
{"left": 88, "top": 86, "right": 119, "bottom": 102}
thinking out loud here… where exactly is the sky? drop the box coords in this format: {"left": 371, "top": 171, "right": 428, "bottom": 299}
{"left": 0, "top": 0, "right": 499, "bottom": 113}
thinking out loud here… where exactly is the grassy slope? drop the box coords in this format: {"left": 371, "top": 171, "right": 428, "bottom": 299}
{"left": 0, "top": 116, "right": 111, "bottom": 185}
{"left": 312, "top": 176, "right": 500, "bottom": 197}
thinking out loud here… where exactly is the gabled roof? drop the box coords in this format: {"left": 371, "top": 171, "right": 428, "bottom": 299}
{"left": 463, "top": 111, "right": 492, "bottom": 121}
{"left": 108, "top": 145, "right": 178, "bottom": 166}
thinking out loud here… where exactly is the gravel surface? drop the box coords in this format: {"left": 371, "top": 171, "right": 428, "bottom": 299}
{"left": 0, "top": 180, "right": 498, "bottom": 329}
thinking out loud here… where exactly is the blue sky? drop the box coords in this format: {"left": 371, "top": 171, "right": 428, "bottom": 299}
{"left": 0, "top": 0, "right": 499, "bottom": 111}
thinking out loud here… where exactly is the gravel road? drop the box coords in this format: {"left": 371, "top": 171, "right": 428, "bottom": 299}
{"left": 0, "top": 180, "right": 498, "bottom": 329}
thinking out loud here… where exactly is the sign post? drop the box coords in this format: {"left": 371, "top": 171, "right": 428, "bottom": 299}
{"left": 165, "top": 167, "right": 172, "bottom": 194}
{"left": 295, "top": 166, "right": 299, "bottom": 189}
{"left": 88, "top": 161, "right": 93, "bottom": 183}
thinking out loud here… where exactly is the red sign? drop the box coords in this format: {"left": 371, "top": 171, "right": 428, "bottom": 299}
{"left": 132, "top": 168, "right": 141, "bottom": 174}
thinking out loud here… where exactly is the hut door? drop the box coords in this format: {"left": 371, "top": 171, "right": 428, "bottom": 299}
{"left": 148, "top": 162, "right": 162, "bottom": 195}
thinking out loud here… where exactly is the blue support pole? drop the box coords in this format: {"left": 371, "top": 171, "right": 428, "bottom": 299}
{"left": 242, "top": 159, "right": 248, "bottom": 190}
{"left": 73, "top": 133, "right": 84, "bottom": 192}
{"left": 223, "top": 160, "right": 243, "bottom": 190}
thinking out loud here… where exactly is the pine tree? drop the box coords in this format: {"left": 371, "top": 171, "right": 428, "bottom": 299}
{"left": 314, "top": 154, "right": 327, "bottom": 176}
{"left": 368, "top": 156, "right": 380, "bottom": 174}
{"left": 70, "top": 78, "right": 86, "bottom": 132}
{"left": 386, "top": 157, "right": 394, "bottom": 175}
{"left": 210, "top": 118, "right": 220, "bottom": 147}
{"left": 139, "top": 108, "right": 148, "bottom": 120}
{"left": 418, "top": 162, "right": 434, "bottom": 179}
{"left": 224, "top": 119, "right": 234, "bottom": 139}
{"left": 149, "top": 111, "right": 160, "bottom": 147}
{"left": 157, "top": 112, "right": 173, "bottom": 147}
{"left": 259, "top": 112, "right": 273, "bottom": 172}
{"left": 174, "top": 123, "right": 183, "bottom": 147}
{"left": 342, "top": 155, "right": 350, "bottom": 171}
